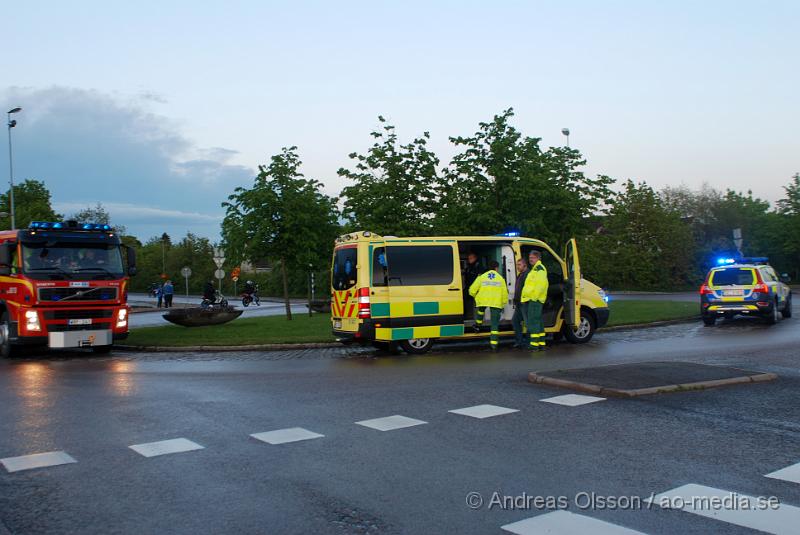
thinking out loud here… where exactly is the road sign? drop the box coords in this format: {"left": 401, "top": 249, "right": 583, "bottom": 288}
{"left": 232, "top": 276, "right": 239, "bottom": 282}
{"left": 212, "top": 246, "right": 226, "bottom": 268}
{"left": 181, "top": 266, "right": 192, "bottom": 278}
{"left": 215, "top": 269, "right": 225, "bottom": 280}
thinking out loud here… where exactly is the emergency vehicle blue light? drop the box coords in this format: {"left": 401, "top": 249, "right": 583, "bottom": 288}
{"left": 741, "top": 256, "right": 769, "bottom": 264}
{"left": 716, "top": 257, "right": 736, "bottom": 265}
{"left": 498, "top": 231, "right": 520, "bottom": 237}
{"left": 52, "top": 222, "right": 63, "bottom": 229}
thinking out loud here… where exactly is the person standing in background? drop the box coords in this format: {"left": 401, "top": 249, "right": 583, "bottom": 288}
{"left": 162, "top": 280, "right": 174, "bottom": 308}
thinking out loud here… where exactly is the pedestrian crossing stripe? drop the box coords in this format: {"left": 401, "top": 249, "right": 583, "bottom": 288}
{"left": 648, "top": 483, "right": 800, "bottom": 535}
{"left": 502, "top": 510, "right": 646, "bottom": 534}
{"left": 765, "top": 461, "right": 800, "bottom": 484}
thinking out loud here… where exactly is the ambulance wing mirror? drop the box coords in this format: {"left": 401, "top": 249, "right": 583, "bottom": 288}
{"left": 125, "top": 245, "right": 138, "bottom": 276}
{"left": 0, "top": 243, "right": 12, "bottom": 275}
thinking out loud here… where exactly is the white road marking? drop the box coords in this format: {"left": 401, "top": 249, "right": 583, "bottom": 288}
{"left": 448, "top": 404, "right": 519, "bottom": 419}
{"left": 648, "top": 483, "right": 800, "bottom": 535}
{"left": 766, "top": 462, "right": 800, "bottom": 484}
{"left": 540, "top": 394, "right": 606, "bottom": 406}
{"left": 501, "top": 510, "right": 647, "bottom": 535}
{"left": 1, "top": 451, "right": 77, "bottom": 473}
{"left": 355, "top": 415, "right": 427, "bottom": 432}
{"left": 129, "top": 438, "right": 204, "bottom": 458}
{"left": 251, "top": 427, "right": 324, "bottom": 445}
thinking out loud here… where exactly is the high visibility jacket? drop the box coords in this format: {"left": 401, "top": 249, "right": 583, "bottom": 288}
{"left": 469, "top": 270, "right": 509, "bottom": 309}
{"left": 521, "top": 261, "right": 548, "bottom": 303}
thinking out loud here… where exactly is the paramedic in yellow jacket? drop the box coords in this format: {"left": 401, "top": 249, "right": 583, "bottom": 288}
{"left": 521, "top": 250, "right": 549, "bottom": 351}
{"left": 468, "top": 259, "right": 509, "bottom": 350}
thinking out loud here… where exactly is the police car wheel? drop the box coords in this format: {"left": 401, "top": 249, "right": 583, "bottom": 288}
{"left": 400, "top": 338, "right": 433, "bottom": 354}
{"left": 0, "top": 311, "right": 11, "bottom": 358}
{"left": 766, "top": 299, "right": 780, "bottom": 325}
{"left": 782, "top": 295, "right": 792, "bottom": 319}
{"left": 563, "top": 310, "right": 595, "bottom": 344}
{"left": 702, "top": 315, "right": 716, "bottom": 326}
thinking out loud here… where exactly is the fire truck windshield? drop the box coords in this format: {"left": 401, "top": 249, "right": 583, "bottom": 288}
{"left": 21, "top": 242, "right": 125, "bottom": 280}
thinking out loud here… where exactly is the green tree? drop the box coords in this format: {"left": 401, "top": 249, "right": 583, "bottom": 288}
{"left": 777, "top": 173, "right": 800, "bottom": 278}
{"left": 222, "top": 147, "right": 340, "bottom": 319}
{"left": 436, "top": 109, "right": 614, "bottom": 243}
{"left": 0, "top": 179, "right": 62, "bottom": 229}
{"left": 69, "top": 202, "right": 128, "bottom": 235}
{"left": 338, "top": 116, "right": 440, "bottom": 235}
{"left": 583, "top": 180, "right": 694, "bottom": 290}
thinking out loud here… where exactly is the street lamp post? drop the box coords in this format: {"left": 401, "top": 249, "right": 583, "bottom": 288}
{"left": 6, "top": 107, "right": 22, "bottom": 230}
{"left": 160, "top": 232, "right": 169, "bottom": 278}
{"left": 561, "top": 127, "right": 570, "bottom": 148}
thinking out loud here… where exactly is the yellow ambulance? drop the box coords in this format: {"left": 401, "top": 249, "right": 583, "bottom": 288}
{"left": 330, "top": 231, "right": 609, "bottom": 353}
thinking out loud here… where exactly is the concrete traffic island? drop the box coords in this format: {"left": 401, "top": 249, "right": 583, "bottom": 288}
{"left": 528, "top": 361, "right": 777, "bottom": 397}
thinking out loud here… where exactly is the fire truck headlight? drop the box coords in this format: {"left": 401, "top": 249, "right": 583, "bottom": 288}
{"left": 116, "top": 309, "right": 128, "bottom": 328}
{"left": 25, "top": 310, "right": 41, "bottom": 332}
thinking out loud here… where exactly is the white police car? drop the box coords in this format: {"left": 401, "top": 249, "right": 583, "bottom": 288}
{"left": 700, "top": 257, "right": 792, "bottom": 325}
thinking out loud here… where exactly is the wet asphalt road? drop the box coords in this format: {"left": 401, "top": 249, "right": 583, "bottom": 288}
{"left": 1, "top": 316, "right": 799, "bottom": 534}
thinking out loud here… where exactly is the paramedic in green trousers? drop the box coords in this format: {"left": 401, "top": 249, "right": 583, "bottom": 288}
{"left": 469, "top": 260, "right": 509, "bottom": 350}
{"left": 512, "top": 258, "right": 530, "bottom": 348}
{"left": 521, "top": 250, "right": 549, "bottom": 351}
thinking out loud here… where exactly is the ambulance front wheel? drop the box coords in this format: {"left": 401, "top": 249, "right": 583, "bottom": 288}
{"left": 563, "top": 308, "right": 596, "bottom": 344}
{"left": 400, "top": 338, "right": 434, "bottom": 354}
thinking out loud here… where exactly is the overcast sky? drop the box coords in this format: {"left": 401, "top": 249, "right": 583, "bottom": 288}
{"left": 2, "top": 1, "right": 798, "bottom": 241}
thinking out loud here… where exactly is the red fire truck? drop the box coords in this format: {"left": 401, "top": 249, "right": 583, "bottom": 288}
{"left": 0, "top": 220, "right": 137, "bottom": 357}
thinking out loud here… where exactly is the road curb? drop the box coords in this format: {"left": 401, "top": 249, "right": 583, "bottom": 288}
{"left": 527, "top": 371, "right": 778, "bottom": 397}
{"left": 114, "top": 342, "right": 342, "bottom": 352}
{"left": 117, "top": 317, "right": 700, "bottom": 353}
{"left": 599, "top": 316, "right": 699, "bottom": 332}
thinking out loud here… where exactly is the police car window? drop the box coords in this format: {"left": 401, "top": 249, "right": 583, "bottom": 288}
{"left": 372, "top": 247, "right": 388, "bottom": 286}
{"left": 710, "top": 268, "right": 755, "bottom": 286}
{"left": 332, "top": 247, "right": 357, "bottom": 290}
{"left": 385, "top": 246, "right": 453, "bottom": 286}
{"left": 764, "top": 268, "right": 778, "bottom": 282}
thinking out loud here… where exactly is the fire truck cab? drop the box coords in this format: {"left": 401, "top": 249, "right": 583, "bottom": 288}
{"left": 0, "top": 221, "right": 137, "bottom": 357}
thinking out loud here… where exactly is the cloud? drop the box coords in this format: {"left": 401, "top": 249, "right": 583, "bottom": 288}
{"left": 1, "top": 86, "right": 253, "bottom": 241}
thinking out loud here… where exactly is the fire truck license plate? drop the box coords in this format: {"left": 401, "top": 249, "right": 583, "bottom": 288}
{"left": 68, "top": 318, "right": 93, "bottom": 325}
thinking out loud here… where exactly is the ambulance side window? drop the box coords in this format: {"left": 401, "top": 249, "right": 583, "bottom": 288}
{"left": 372, "top": 247, "right": 388, "bottom": 286}
{"left": 385, "top": 246, "right": 453, "bottom": 286}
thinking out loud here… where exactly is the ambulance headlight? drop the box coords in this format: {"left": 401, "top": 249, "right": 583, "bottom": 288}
{"left": 25, "top": 310, "right": 41, "bottom": 332}
{"left": 116, "top": 309, "right": 128, "bottom": 328}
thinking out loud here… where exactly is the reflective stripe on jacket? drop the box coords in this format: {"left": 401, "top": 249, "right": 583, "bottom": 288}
{"left": 468, "top": 270, "right": 509, "bottom": 309}
{"left": 521, "top": 261, "right": 548, "bottom": 303}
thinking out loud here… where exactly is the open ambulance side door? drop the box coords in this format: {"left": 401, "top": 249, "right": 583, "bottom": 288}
{"left": 563, "top": 238, "right": 581, "bottom": 327}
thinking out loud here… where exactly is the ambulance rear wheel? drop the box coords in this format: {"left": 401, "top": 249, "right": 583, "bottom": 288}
{"left": 0, "top": 311, "right": 11, "bottom": 358}
{"left": 400, "top": 338, "right": 433, "bottom": 354}
{"left": 92, "top": 345, "right": 113, "bottom": 354}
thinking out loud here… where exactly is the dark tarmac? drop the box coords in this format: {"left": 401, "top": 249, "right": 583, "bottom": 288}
{"left": 1, "top": 315, "right": 799, "bottom": 534}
